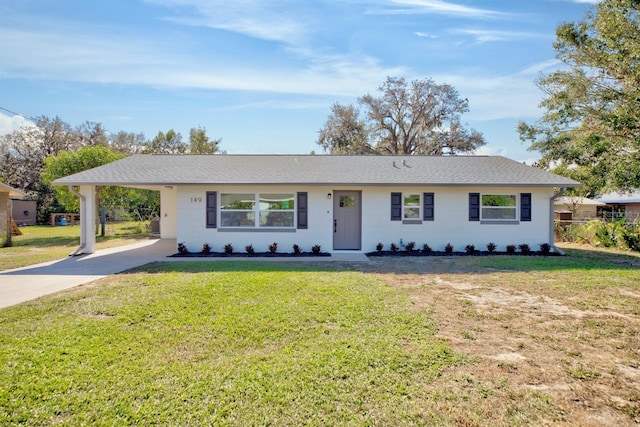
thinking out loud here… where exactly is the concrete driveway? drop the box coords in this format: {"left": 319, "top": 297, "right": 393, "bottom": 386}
{"left": 0, "top": 239, "right": 369, "bottom": 309}
{"left": 0, "top": 239, "right": 176, "bottom": 309}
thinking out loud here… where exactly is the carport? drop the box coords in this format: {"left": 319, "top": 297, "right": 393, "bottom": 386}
{"left": 50, "top": 182, "right": 177, "bottom": 255}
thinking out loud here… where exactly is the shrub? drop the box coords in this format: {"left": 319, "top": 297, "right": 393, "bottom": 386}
{"left": 594, "top": 219, "right": 623, "bottom": 247}
{"left": 405, "top": 241, "right": 416, "bottom": 251}
{"left": 245, "top": 244, "right": 255, "bottom": 255}
{"left": 224, "top": 243, "right": 233, "bottom": 254}
{"left": 555, "top": 219, "right": 640, "bottom": 252}
{"left": 311, "top": 244, "right": 321, "bottom": 255}
{"left": 376, "top": 242, "right": 384, "bottom": 252}
{"left": 519, "top": 243, "right": 531, "bottom": 254}
{"left": 540, "top": 243, "right": 551, "bottom": 255}
{"left": 390, "top": 243, "right": 399, "bottom": 252}
{"left": 422, "top": 243, "right": 432, "bottom": 253}
{"left": 506, "top": 244, "right": 516, "bottom": 254}
{"left": 465, "top": 244, "right": 475, "bottom": 254}
{"left": 622, "top": 225, "right": 640, "bottom": 251}
{"left": 268, "top": 242, "right": 278, "bottom": 254}
{"left": 177, "top": 242, "right": 188, "bottom": 254}
{"left": 201, "top": 243, "right": 212, "bottom": 254}
{"left": 293, "top": 244, "right": 302, "bottom": 255}
{"left": 487, "top": 242, "right": 496, "bottom": 253}
{"left": 445, "top": 243, "right": 454, "bottom": 254}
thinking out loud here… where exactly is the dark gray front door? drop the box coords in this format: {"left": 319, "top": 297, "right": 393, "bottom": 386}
{"left": 333, "top": 191, "right": 361, "bottom": 250}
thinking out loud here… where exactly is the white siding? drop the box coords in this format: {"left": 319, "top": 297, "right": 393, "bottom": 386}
{"left": 174, "top": 185, "right": 555, "bottom": 253}
{"left": 360, "top": 186, "right": 554, "bottom": 253}
{"left": 160, "top": 187, "right": 177, "bottom": 239}
{"left": 176, "top": 185, "right": 335, "bottom": 254}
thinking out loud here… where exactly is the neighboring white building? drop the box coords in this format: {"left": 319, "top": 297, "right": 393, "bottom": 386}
{"left": 53, "top": 155, "right": 579, "bottom": 254}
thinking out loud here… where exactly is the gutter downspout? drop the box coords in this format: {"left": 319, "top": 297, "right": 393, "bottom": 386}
{"left": 551, "top": 187, "right": 567, "bottom": 256}
{"left": 68, "top": 186, "right": 86, "bottom": 256}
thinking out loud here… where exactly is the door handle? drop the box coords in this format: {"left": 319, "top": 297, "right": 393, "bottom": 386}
{"left": 334, "top": 219, "right": 337, "bottom": 233}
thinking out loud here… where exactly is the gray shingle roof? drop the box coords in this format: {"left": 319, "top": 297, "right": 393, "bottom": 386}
{"left": 52, "top": 154, "right": 580, "bottom": 187}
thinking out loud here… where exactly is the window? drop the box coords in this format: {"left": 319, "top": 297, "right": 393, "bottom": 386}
{"left": 220, "top": 193, "right": 255, "bottom": 227}
{"left": 220, "top": 193, "right": 295, "bottom": 228}
{"left": 481, "top": 194, "right": 517, "bottom": 220}
{"left": 259, "top": 193, "right": 295, "bottom": 227}
{"left": 391, "top": 192, "right": 434, "bottom": 222}
{"left": 403, "top": 194, "right": 421, "bottom": 219}
{"left": 340, "top": 195, "right": 355, "bottom": 208}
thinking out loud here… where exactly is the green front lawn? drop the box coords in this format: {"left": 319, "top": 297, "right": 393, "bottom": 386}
{"left": 0, "top": 263, "right": 460, "bottom": 426}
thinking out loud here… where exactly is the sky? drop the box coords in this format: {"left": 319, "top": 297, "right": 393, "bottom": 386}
{"left": 0, "top": 0, "right": 599, "bottom": 163}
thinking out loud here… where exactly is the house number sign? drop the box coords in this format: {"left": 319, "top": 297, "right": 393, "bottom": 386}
{"left": 190, "top": 197, "right": 202, "bottom": 203}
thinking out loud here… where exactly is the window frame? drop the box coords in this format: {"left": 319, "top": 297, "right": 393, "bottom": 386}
{"left": 219, "top": 192, "right": 296, "bottom": 229}
{"left": 480, "top": 193, "right": 518, "bottom": 222}
{"left": 391, "top": 192, "right": 434, "bottom": 224}
{"left": 403, "top": 193, "right": 421, "bottom": 220}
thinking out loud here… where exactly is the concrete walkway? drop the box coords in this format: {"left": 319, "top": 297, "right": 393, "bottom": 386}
{"left": 0, "top": 239, "right": 370, "bottom": 309}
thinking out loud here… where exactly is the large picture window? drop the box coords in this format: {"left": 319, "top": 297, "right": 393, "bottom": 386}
{"left": 220, "top": 193, "right": 295, "bottom": 228}
{"left": 481, "top": 194, "right": 517, "bottom": 220}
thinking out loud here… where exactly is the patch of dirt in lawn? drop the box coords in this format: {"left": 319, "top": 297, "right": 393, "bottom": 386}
{"left": 310, "top": 257, "right": 640, "bottom": 426}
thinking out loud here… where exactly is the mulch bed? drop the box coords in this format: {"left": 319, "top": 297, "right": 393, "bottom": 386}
{"left": 170, "top": 252, "right": 331, "bottom": 258}
{"left": 366, "top": 250, "right": 561, "bottom": 257}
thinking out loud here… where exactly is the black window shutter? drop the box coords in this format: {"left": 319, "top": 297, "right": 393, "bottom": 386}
{"left": 391, "top": 192, "right": 402, "bottom": 221}
{"left": 297, "top": 192, "right": 308, "bottom": 229}
{"left": 423, "top": 192, "right": 434, "bottom": 221}
{"left": 520, "top": 193, "right": 532, "bottom": 221}
{"left": 206, "top": 191, "right": 217, "bottom": 228}
{"left": 469, "top": 193, "right": 480, "bottom": 221}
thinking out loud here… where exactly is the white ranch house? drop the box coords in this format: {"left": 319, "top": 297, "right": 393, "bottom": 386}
{"left": 53, "top": 155, "right": 579, "bottom": 255}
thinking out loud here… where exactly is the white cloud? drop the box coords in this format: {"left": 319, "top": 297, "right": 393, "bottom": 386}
{"left": 0, "top": 18, "right": 403, "bottom": 98}
{"left": 145, "top": 0, "right": 310, "bottom": 44}
{"left": 450, "top": 28, "right": 549, "bottom": 44}
{"left": 369, "top": 0, "right": 508, "bottom": 19}
{"left": 518, "top": 59, "right": 562, "bottom": 76}
{"left": 433, "top": 69, "right": 545, "bottom": 121}
{"left": 414, "top": 31, "right": 438, "bottom": 38}
{"left": 0, "top": 113, "right": 34, "bottom": 136}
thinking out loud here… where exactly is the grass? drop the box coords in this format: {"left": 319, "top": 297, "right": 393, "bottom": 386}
{"left": 0, "top": 263, "right": 461, "bottom": 426}
{"left": 0, "top": 223, "right": 152, "bottom": 271}
{"left": 1, "top": 244, "right": 639, "bottom": 425}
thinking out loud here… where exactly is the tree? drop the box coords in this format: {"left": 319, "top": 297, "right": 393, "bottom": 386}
{"left": 32, "top": 115, "right": 79, "bottom": 157}
{"left": 518, "top": 0, "right": 640, "bottom": 196}
{"left": 74, "top": 121, "right": 109, "bottom": 147}
{"left": 109, "top": 131, "right": 146, "bottom": 155}
{"left": 0, "top": 125, "right": 44, "bottom": 193}
{"left": 317, "top": 76, "right": 485, "bottom": 155}
{"left": 143, "top": 129, "right": 186, "bottom": 154}
{"left": 189, "top": 127, "right": 221, "bottom": 154}
{"left": 317, "top": 103, "right": 373, "bottom": 154}
{"left": 41, "top": 145, "right": 125, "bottom": 212}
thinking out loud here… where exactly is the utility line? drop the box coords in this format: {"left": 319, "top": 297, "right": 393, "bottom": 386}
{"left": 0, "top": 106, "right": 30, "bottom": 118}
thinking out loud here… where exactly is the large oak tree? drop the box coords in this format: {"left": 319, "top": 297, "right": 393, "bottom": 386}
{"left": 317, "top": 76, "right": 485, "bottom": 155}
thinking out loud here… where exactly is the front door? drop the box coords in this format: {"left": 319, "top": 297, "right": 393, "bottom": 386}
{"left": 333, "top": 191, "right": 361, "bottom": 250}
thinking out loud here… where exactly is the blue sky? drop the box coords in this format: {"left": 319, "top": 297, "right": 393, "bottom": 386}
{"left": 1, "top": 0, "right": 597, "bottom": 162}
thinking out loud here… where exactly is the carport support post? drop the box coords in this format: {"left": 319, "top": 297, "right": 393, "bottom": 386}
{"left": 80, "top": 185, "right": 96, "bottom": 254}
